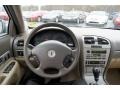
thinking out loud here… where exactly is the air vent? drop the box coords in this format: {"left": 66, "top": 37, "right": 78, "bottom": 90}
{"left": 97, "top": 38, "right": 109, "bottom": 45}
{"left": 84, "top": 37, "right": 95, "bottom": 44}
{"left": 17, "top": 40, "right": 24, "bottom": 46}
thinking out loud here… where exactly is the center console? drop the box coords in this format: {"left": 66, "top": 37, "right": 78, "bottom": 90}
{"left": 82, "top": 36, "right": 111, "bottom": 85}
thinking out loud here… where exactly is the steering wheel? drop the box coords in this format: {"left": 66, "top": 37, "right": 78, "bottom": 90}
{"left": 24, "top": 23, "right": 80, "bottom": 78}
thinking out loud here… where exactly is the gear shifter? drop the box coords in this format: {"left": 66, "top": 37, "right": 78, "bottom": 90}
{"left": 92, "top": 67, "right": 100, "bottom": 84}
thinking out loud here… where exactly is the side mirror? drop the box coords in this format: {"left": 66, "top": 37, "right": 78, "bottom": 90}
{"left": 0, "top": 20, "right": 7, "bottom": 34}
{"left": 0, "top": 20, "right": 3, "bottom": 34}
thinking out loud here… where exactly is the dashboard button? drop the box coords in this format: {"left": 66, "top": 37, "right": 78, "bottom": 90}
{"left": 87, "top": 50, "right": 90, "bottom": 53}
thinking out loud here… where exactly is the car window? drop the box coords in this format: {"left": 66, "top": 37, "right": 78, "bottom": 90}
{"left": 0, "top": 5, "right": 9, "bottom": 36}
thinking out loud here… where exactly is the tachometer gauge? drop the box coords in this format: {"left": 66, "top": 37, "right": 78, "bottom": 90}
{"left": 53, "top": 32, "right": 67, "bottom": 43}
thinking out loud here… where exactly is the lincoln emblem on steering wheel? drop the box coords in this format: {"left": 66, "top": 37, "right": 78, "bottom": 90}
{"left": 48, "top": 50, "right": 56, "bottom": 58}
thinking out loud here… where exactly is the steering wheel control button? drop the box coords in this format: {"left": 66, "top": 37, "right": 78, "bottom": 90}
{"left": 29, "top": 55, "right": 40, "bottom": 68}
{"left": 63, "top": 55, "right": 74, "bottom": 68}
{"left": 48, "top": 50, "right": 56, "bottom": 58}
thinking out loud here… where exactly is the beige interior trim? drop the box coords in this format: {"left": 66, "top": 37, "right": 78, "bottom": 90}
{"left": 0, "top": 58, "right": 24, "bottom": 85}
{"left": 109, "top": 59, "right": 120, "bottom": 68}
{"left": 107, "top": 68, "right": 120, "bottom": 85}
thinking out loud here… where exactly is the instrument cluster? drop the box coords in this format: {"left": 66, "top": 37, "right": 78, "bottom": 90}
{"left": 29, "top": 29, "right": 75, "bottom": 48}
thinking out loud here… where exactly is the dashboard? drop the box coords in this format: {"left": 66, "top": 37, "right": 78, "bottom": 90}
{"left": 13, "top": 24, "right": 120, "bottom": 84}
{"left": 14, "top": 27, "right": 120, "bottom": 66}
{"left": 29, "top": 29, "right": 75, "bottom": 48}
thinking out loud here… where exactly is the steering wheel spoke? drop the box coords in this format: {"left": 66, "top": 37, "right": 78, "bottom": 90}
{"left": 28, "top": 44, "right": 35, "bottom": 49}
{"left": 26, "top": 44, "right": 35, "bottom": 56}
{"left": 72, "top": 49, "right": 78, "bottom": 56}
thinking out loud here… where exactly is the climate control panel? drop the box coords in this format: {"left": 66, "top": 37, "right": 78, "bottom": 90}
{"left": 82, "top": 36, "right": 111, "bottom": 74}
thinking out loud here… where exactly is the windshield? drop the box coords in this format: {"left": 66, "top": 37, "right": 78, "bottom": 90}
{"left": 21, "top": 5, "right": 120, "bottom": 30}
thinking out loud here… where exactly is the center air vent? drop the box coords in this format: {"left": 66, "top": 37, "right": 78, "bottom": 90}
{"left": 84, "top": 37, "right": 95, "bottom": 44}
{"left": 97, "top": 38, "right": 109, "bottom": 45}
